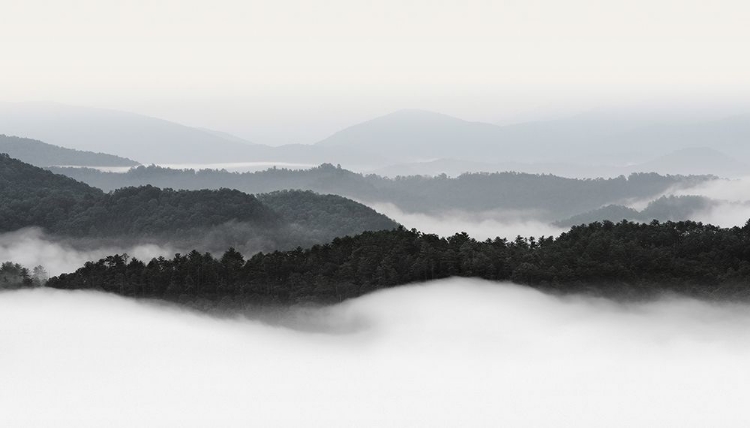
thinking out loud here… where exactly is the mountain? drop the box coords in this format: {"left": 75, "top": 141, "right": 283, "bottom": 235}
{"left": 0, "top": 102, "right": 395, "bottom": 167}
{"left": 0, "top": 134, "right": 138, "bottom": 167}
{"left": 371, "top": 147, "right": 747, "bottom": 178}
{"left": 314, "top": 108, "right": 665, "bottom": 165}
{"left": 0, "top": 102, "right": 269, "bottom": 164}
{"left": 49, "top": 163, "right": 712, "bottom": 221}
{"left": 258, "top": 190, "right": 397, "bottom": 241}
{"left": 5, "top": 103, "right": 747, "bottom": 170}
{"left": 0, "top": 155, "right": 398, "bottom": 253}
{"left": 316, "top": 108, "right": 750, "bottom": 168}
{"left": 599, "top": 114, "right": 750, "bottom": 160}
{"left": 44, "top": 220, "right": 750, "bottom": 307}
{"left": 556, "top": 196, "right": 716, "bottom": 227}
{"left": 631, "top": 147, "right": 749, "bottom": 177}
{"left": 316, "top": 109, "right": 509, "bottom": 163}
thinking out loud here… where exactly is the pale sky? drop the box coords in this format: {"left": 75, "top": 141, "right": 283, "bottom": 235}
{"left": 2, "top": 0, "right": 749, "bottom": 145}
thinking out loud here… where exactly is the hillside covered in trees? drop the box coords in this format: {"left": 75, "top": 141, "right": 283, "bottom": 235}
{"left": 51, "top": 163, "right": 712, "bottom": 220}
{"left": 0, "top": 154, "right": 398, "bottom": 252}
{"left": 40, "top": 219, "right": 750, "bottom": 309}
{"left": 556, "top": 195, "right": 717, "bottom": 227}
{"left": 0, "top": 134, "right": 139, "bottom": 167}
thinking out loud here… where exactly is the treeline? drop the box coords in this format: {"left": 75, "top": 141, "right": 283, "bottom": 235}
{"left": 51, "top": 163, "right": 711, "bottom": 219}
{"left": 0, "top": 154, "right": 397, "bottom": 252}
{"left": 556, "top": 195, "right": 715, "bottom": 227}
{"left": 0, "top": 153, "right": 273, "bottom": 236}
{"left": 0, "top": 262, "right": 47, "bottom": 290}
{"left": 42, "top": 220, "right": 750, "bottom": 309}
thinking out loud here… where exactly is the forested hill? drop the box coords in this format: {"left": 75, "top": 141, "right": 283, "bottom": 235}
{"left": 0, "top": 135, "right": 139, "bottom": 167}
{"left": 41, "top": 220, "right": 750, "bottom": 307}
{"left": 1, "top": 152, "right": 101, "bottom": 197}
{"left": 555, "top": 195, "right": 716, "bottom": 227}
{"left": 0, "top": 155, "right": 398, "bottom": 251}
{"left": 258, "top": 190, "right": 397, "bottom": 240}
{"left": 0, "top": 154, "right": 275, "bottom": 236}
{"left": 52, "top": 163, "right": 712, "bottom": 219}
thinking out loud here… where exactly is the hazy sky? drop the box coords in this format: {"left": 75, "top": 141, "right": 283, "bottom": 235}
{"left": 3, "top": 0, "right": 750, "bottom": 144}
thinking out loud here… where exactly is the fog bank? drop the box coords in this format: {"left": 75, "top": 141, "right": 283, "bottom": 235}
{"left": 371, "top": 202, "right": 566, "bottom": 240}
{"left": 0, "top": 228, "right": 175, "bottom": 275}
{"left": 3, "top": 279, "right": 750, "bottom": 427}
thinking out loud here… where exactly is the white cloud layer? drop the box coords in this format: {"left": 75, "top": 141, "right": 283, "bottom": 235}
{"left": 3, "top": 279, "right": 750, "bottom": 427}
{"left": 0, "top": 228, "right": 174, "bottom": 275}
{"left": 370, "top": 203, "right": 566, "bottom": 240}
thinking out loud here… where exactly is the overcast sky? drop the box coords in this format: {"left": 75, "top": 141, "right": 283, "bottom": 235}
{"left": 3, "top": 0, "right": 749, "bottom": 145}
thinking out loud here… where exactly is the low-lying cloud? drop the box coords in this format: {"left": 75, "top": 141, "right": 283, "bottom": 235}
{"left": 673, "top": 176, "right": 750, "bottom": 202}
{"left": 370, "top": 202, "right": 567, "bottom": 240}
{"left": 3, "top": 279, "right": 750, "bottom": 427}
{"left": 0, "top": 228, "right": 175, "bottom": 276}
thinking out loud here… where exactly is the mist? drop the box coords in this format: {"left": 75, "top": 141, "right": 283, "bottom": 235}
{"left": 3, "top": 279, "right": 750, "bottom": 427}
{"left": 370, "top": 202, "right": 567, "bottom": 240}
{"left": 0, "top": 228, "right": 175, "bottom": 276}
{"left": 623, "top": 177, "right": 750, "bottom": 228}
{"left": 673, "top": 177, "right": 750, "bottom": 202}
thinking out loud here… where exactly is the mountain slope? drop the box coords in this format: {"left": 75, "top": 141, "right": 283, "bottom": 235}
{"left": 50, "top": 163, "right": 712, "bottom": 221}
{"left": 259, "top": 190, "right": 397, "bottom": 241}
{"left": 316, "top": 109, "right": 508, "bottom": 162}
{"left": 45, "top": 220, "right": 750, "bottom": 306}
{"left": 0, "top": 102, "right": 267, "bottom": 164}
{"left": 631, "top": 147, "right": 748, "bottom": 176}
{"left": 1, "top": 155, "right": 399, "bottom": 252}
{"left": 316, "top": 108, "right": 750, "bottom": 167}
{"left": 0, "top": 135, "right": 138, "bottom": 167}
{"left": 556, "top": 196, "right": 715, "bottom": 227}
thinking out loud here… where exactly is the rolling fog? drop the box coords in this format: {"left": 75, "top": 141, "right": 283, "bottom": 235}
{"left": 623, "top": 177, "right": 750, "bottom": 228}
{"left": 0, "top": 228, "right": 174, "bottom": 276}
{"left": 371, "top": 202, "right": 567, "bottom": 240}
{"left": 3, "top": 279, "right": 750, "bottom": 427}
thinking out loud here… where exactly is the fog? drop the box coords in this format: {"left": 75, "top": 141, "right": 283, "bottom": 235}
{"left": 3, "top": 279, "right": 750, "bottom": 427}
{"left": 65, "top": 162, "right": 319, "bottom": 174}
{"left": 0, "top": 228, "right": 174, "bottom": 276}
{"left": 371, "top": 202, "right": 567, "bottom": 240}
{"left": 673, "top": 177, "right": 750, "bottom": 202}
{"left": 623, "top": 177, "right": 750, "bottom": 228}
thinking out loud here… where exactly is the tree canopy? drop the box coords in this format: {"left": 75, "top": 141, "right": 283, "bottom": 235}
{"left": 41, "top": 219, "right": 750, "bottom": 310}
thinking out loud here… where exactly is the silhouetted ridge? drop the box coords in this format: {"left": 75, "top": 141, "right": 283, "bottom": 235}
{"left": 0, "top": 155, "right": 399, "bottom": 251}
{"left": 41, "top": 219, "right": 750, "bottom": 308}
{"left": 50, "top": 163, "right": 712, "bottom": 220}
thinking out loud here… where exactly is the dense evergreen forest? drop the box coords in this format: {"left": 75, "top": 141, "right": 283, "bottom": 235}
{"left": 0, "top": 154, "right": 398, "bottom": 251}
{"left": 38, "top": 219, "right": 750, "bottom": 309}
{"left": 51, "top": 163, "right": 712, "bottom": 219}
{"left": 0, "top": 262, "right": 47, "bottom": 290}
{"left": 0, "top": 135, "right": 138, "bottom": 167}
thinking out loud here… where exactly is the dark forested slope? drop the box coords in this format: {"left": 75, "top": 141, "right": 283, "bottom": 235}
{"left": 51, "top": 163, "right": 711, "bottom": 220}
{"left": 45, "top": 219, "right": 750, "bottom": 307}
{"left": 0, "top": 155, "right": 398, "bottom": 251}
{"left": 258, "top": 190, "right": 397, "bottom": 243}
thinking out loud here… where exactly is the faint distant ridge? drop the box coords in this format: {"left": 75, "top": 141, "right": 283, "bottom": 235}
{"left": 315, "top": 108, "right": 750, "bottom": 167}
{"left": 371, "top": 147, "right": 746, "bottom": 178}
{"left": 634, "top": 147, "right": 749, "bottom": 176}
{"left": 0, "top": 134, "right": 139, "bottom": 167}
{"left": 0, "top": 102, "right": 269, "bottom": 164}
{"left": 315, "top": 109, "right": 506, "bottom": 161}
